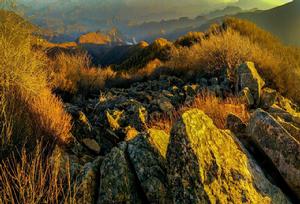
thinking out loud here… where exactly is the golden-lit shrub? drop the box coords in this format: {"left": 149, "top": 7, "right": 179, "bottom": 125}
{"left": 175, "top": 31, "right": 205, "bottom": 47}
{"left": 49, "top": 52, "right": 117, "bottom": 94}
{"left": 149, "top": 92, "right": 249, "bottom": 133}
{"left": 167, "top": 21, "right": 300, "bottom": 103}
{"left": 0, "top": 9, "right": 72, "bottom": 157}
{"left": 49, "top": 52, "right": 90, "bottom": 93}
{"left": 79, "top": 66, "right": 117, "bottom": 92}
{"left": 0, "top": 144, "right": 78, "bottom": 204}
{"left": 167, "top": 29, "right": 275, "bottom": 79}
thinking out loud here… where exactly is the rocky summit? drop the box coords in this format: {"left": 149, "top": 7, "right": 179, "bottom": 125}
{"left": 52, "top": 62, "right": 300, "bottom": 203}
{"left": 2, "top": 8, "right": 300, "bottom": 203}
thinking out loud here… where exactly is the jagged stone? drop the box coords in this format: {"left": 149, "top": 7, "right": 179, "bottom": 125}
{"left": 248, "top": 109, "right": 300, "bottom": 198}
{"left": 183, "top": 84, "right": 200, "bottom": 96}
{"left": 76, "top": 156, "right": 103, "bottom": 204}
{"left": 127, "top": 129, "right": 170, "bottom": 203}
{"left": 238, "top": 87, "right": 254, "bottom": 107}
{"left": 226, "top": 113, "right": 246, "bottom": 135}
{"left": 235, "top": 62, "right": 265, "bottom": 105}
{"left": 98, "top": 146, "right": 141, "bottom": 204}
{"left": 105, "top": 110, "right": 123, "bottom": 131}
{"left": 278, "top": 117, "right": 300, "bottom": 142}
{"left": 167, "top": 109, "right": 290, "bottom": 204}
{"left": 260, "top": 88, "right": 278, "bottom": 108}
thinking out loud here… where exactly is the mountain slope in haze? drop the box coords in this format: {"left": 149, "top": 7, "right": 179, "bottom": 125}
{"left": 235, "top": 0, "right": 300, "bottom": 45}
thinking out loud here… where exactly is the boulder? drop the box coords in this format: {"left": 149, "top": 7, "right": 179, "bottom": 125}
{"left": 226, "top": 113, "right": 247, "bottom": 135}
{"left": 183, "top": 84, "right": 200, "bottom": 97}
{"left": 127, "top": 129, "right": 170, "bottom": 203}
{"left": 235, "top": 62, "right": 265, "bottom": 105}
{"left": 260, "top": 88, "right": 278, "bottom": 109}
{"left": 248, "top": 109, "right": 300, "bottom": 198}
{"left": 277, "top": 117, "right": 300, "bottom": 142}
{"left": 98, "top": 146, "right": 141, "bottom": 204}
{"left": 105, "top": 99, "right": 148, "bottom": 132}
{"left": 76, "top": 156, "right": 103, "bottom": 204}
{"left": 167, "top": 109, "right": 290, "bottom": 204}
{"left": 238, "top": 87, "right": 254, "bottom": 107}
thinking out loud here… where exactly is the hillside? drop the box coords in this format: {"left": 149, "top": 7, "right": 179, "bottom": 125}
{"left": 235, "top": 0, "right": 300, "bottom": 45}
{"left": 1, "top": 6, "right": 300, "bottom": 204}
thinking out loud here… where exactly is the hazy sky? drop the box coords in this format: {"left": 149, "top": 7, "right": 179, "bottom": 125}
{"left": 18, "top": 0, "right": 293, "bottom": 24}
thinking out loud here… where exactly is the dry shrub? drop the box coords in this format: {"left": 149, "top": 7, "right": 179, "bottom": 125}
{"left": 150, "top": 92, "right": 249, "bottom": 134}
{"left": 0, "top": 143, "right": 78, "bottom": 204}
{"left": 167, "top": 22, "right": 300, "bottom": 103}
{"left": 167, "top": 28, "right": 275, "bottom": 80}
{"left": 49, "top": 52, "right": 90, "bottom": 93}
{"left": 49, "top": 52, "right": 117, "bottom": 94}
{"left": 0, "top": 9, "right": 73, "bottom": 157}
{"left": 28, "top": 89, "right": 73, "bottom": 144}
{"left": 79, "top": 66, "right": 116, "bottom": 92}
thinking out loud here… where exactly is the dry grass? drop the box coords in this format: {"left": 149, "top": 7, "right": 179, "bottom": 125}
{"left": 166, "top": 21, "right": 300, "bottom": 103}
{"left": 0, "top": 144, "right": 78, "bottom": 204}
{"left": 49, "top": 52, "right": 117, "bottom": 94}
{"left": 149, "top": 92, "right": 249, "bottom": 134}
{"left": 0, "top": 7, "right": 72, "bottom": 156}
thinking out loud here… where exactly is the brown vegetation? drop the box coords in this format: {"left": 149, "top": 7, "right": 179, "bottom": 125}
{"left": 167, "top": 18, "right": 300, "bottom": 103}
{"left": 149, "top": 92, "right": 249, "bottom": 134}
{"left": 0, "top": 144, "right": 77, "bottom": 204}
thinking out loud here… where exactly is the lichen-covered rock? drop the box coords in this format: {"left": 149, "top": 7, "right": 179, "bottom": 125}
{"left": 76, "top": 156, "right": 103, "bottom": 204}
{"left": 248, "top": 109, "right": 300, "bottom": 198}
{"left": 235, "top": 62, "right": 265, "bottom": 105}
{"left": 167, "top": 109, "right": 290, "bottom": 204}
{"left": 127, "top": 129, "right": 170, "bottom": 203}
{"left": 98, "top": 146, "right": 141, "bottom": 204}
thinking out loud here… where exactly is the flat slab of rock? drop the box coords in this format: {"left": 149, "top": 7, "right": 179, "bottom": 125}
{"left": 248, "top": 109, "right": 300, "bottom": 198}
{"left": 167, "top": 109, "right": 290, "bottom": 204}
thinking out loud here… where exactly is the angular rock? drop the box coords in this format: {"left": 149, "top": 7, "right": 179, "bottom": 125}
{"left": 260, "top": 88, "right": 278, "bottom": 109}
{"left": 76, "top": 156, "right": 103, "bottom": 204}
{"left": 183, "top": 84, "right": 200, "bottom": 97}
{"left": 127, "top": 130, "right": 170, "bottom": 203}
{"left": 238, "top": 87, "right": 254, "bottom": 107}
{"left": 248, "top": 109, "right": 300, "bottom": 198}
{"left": 99, "top": 146, "right": 141, "bottom": 204}
{"left": 235, "top": 62, "right": 265, "bottom": 105}
{"left": 167, "top": 109, "right": 290, "bottom": 204}
{"left": 278, "top": 117, "right": 300, "bottom": 142}
{"left": 226, "top": 113, "right": 247, "bottom": 135}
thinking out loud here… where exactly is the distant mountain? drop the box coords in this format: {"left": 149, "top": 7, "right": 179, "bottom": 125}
{"left": 77, "top": 28, "right": 126, "bottom": 46}
{"left": 126, "top": 6, "right": 249, "bottom": 42}
{"left": 167, "top": 1, "right": 300, "bottom": 46}
{"left": 206, "top": 6, "right": 243, "bottom": 19}
{"left": 234, "top": 0, "right": 300, "bottom": 45}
